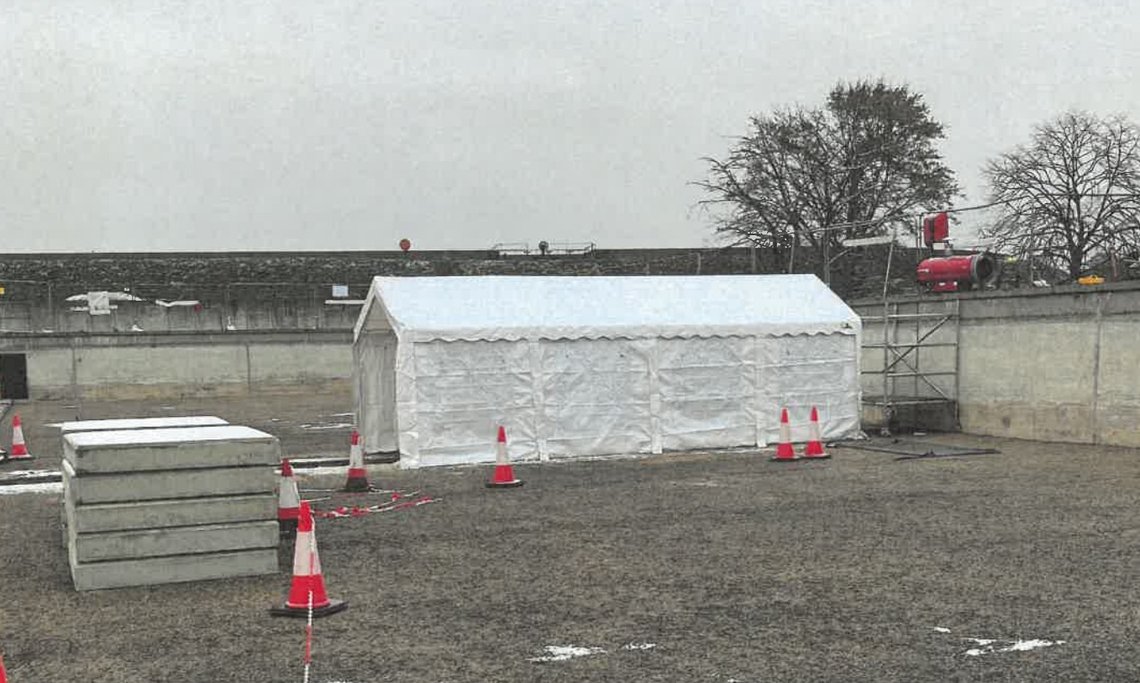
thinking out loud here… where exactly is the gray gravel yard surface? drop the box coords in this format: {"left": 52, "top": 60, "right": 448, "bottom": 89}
{"left": 1, "top": 428, "right": 1138, "bottom": 682}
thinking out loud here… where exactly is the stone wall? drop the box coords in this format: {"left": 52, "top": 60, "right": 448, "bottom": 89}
{"left": 0, "top": 247, "right": 929, "bottom": 333}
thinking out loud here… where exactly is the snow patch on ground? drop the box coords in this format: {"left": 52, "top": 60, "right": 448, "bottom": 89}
{"left": 0, "top": 469, "right": 58, "bottom": 479}
{"left": 299, "top": 422, "right": 355, "bottom": 431}
{"left": 295, "top": 466, "right": 349, "bottom": 478}
{"left": 0, "top": 482, "right": 63, "bottom": 495}
{"left": 528, "top": 641, "right": 658, "bottom": 663}
{"left": 932, "top": 628, "right": 1063, "bottom": 656}
{"left": 529, "top": 645, "right": 606, "bottom": 662}
{"left": 964, "top": 637, "right": 1065, "bottom": 656}
{"left": 1001, "top": 639, "right": 1065, "bottom": 652}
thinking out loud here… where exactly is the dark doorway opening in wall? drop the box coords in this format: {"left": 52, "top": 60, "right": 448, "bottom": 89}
{"left": 0, "top": 354, "right": 29, "bottom": 400}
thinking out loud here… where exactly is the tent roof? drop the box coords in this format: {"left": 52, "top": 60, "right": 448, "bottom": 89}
{"left": 353, "top": 274, "right": 860, "bottom": 342}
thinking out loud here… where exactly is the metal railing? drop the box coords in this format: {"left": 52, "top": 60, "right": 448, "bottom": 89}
{"left": 488, "top": 241, "right": 597, "bottom": 256}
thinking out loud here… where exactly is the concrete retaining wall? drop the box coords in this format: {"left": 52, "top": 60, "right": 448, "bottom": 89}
{"left": 852, "top": 282, "right": 1140, "bottom": 447}
{"left": 0, "top": 331, "right": 351, "bottom": 401}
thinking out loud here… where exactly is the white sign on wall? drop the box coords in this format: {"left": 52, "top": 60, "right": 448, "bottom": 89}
{"left": 87, "top": 291, "right": 111, "bottom": 316}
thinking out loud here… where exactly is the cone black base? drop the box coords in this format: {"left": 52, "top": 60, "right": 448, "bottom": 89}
{"left": 270, "top": 599, "right": 348, "bottom": 618}
{"left": 801, "top": 454, "right": 831, "bottom": 460}
{"left": 485, "top": 480, "right": 524, "bottom": 488}
{"left": 770, "top": 456, "right": 799, "bottom": 462}
{"left": 278, "top": 519, "right": 298, "bottom": 539}
{"left": 343, "top": 478, "right": 370, "bottom": 492}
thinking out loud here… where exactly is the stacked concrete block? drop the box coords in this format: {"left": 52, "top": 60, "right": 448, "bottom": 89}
{"left": 58, "top": 416, "right": 230, "bottom": 544}
{"left": 62, "top": 425, "right": 281, "bottom": 591}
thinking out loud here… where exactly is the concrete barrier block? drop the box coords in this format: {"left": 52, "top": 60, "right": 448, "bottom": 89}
{"left": 70, "top": 548, "right": 279, "bottom": 591}
{"left": 63, "top": 460, "right": 275, "bottom": 504}
{"left": 65, "top": 493, "right": 276, "bottom": 533}
{"left": 64, "top": 426, "right": 280, "bottom": 474}
{"left": 68, "top": 520, "right": 279, "bottom": 563}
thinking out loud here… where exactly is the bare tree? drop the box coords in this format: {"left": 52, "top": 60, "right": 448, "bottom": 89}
{"left": 696, "top": 80, "right": 960, "bottom": 271}
{"left": 983, "top": 112, "right": 1140, "bottom": 280}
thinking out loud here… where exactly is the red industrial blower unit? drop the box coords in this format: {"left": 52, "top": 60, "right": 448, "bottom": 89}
{"left": 915, "top": 212, "right": 997, "bottom": 293}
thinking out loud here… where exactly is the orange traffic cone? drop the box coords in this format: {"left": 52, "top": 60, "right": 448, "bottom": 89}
{"left": 8, "top": 414, "right": 32, "bottom": 461}
{"left": 270, "top": 500, "right": 348, "bottom": 618}
{"left": 0, "top": 651, "right": 7, "bottom": 683}
{"left": 343, "top": 430, "right": 369, "bottom": 492}
{"left": 771, "top": 408, "right": 798, "bottom": 461}
{"left": 802, "top": 406, "right": 830, "bottom": 459}
{"left": 278, "top": 459, "right": 301, "bottom": 539}
{"left": 486, "top": 426, "right": 523, "bottom": 488}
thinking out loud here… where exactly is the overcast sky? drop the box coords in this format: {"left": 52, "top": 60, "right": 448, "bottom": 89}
{"left": 3, "top": 0, "right": 1138, "bottom": 253}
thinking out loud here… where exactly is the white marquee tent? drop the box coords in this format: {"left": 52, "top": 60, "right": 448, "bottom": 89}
{"left": 352, "top": 275, "right": 861, "bottom": 469}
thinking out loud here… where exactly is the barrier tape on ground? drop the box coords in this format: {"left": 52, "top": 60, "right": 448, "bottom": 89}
{"left": 310, "top": 493, "right": 439, "bottom": 519}
{"left": 299, "top": 485, "right": 401, "bottom": 495}
{"left": 307, "top": 489, "right": 421, "bottom": 504}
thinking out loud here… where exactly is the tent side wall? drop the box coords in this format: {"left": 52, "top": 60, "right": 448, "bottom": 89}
{"left": 391, "top": 331, "right": 860, "bottom": 468}
{"left": 398, "top": 338, "right": 540, "bottom": 468}
{"left": 656, "top": 335, "right": 757, "bottom": 452}
{"left": 538, "top": 337, "right": 656, "bottom": 458}
{"left": 754, "top": 332, "right": 861, "bottom": 445}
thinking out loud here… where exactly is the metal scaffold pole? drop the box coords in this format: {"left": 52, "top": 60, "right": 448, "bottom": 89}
{"left": 861, "top": 221, "right": 961, "bottom": 434}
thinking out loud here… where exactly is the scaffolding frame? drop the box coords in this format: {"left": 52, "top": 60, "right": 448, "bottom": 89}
{"left": 860, "top": 297, "right": 961, "bottom": 435}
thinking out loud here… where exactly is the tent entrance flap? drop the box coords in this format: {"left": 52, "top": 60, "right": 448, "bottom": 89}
{"left": 356, "top": 331, "right": 397, "bottom": 453}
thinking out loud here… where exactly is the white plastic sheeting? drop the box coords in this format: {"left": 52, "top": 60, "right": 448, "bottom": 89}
{"left": 352, "top": 275, "right": 861, "bottom": 468}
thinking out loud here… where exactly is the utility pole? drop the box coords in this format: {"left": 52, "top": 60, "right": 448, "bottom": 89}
{"left": 824, "top": 228, "right": 831, "bottom": 286}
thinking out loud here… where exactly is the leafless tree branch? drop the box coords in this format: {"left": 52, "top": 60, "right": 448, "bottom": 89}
{"left": 694, "top": 80, "right": 961, "bottom": 271}
{"left": 981, "top": 111, "right": 1140, "bottom": 280}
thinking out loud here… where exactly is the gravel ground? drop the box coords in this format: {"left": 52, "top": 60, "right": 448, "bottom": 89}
{"left": 2, "top": 428, "right": 1139, "bottom": 682}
